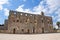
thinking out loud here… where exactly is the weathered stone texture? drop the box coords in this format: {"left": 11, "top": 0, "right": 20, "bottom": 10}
{"left": 7, "top": 10, "right": 53, "bottom": 34}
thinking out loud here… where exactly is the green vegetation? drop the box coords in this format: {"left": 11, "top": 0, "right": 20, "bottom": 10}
{"left": 56, "top": 22, "right": 60, "bottom": 27}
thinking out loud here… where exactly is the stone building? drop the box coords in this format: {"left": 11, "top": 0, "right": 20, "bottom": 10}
{"left": 0, "top": 10, "right": 53, "bottom": 34}
{"left": 0, "top": 20, "right": 8, "bottom": 33}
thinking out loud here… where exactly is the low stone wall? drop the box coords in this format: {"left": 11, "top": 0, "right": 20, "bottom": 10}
{"left": 57, "top": 30, "right": 60, "bottom": 33}
{"left": 0, "top": 29, "right": 58, "bottom": 34}
{"left": 0, "top": 30, "right": 8, "bottom": 33}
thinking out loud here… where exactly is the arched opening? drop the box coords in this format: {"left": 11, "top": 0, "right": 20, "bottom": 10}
{"left": 27, "top": 29, "right": 29, "bottom": 34}
{"left": 42, "top": 28, "right": 44, "bottom": 33}
{"left": 33, "top": 27, "right": 35, "bottom": 33}
{"left": 13, "top": 28, "right": 16, "bottom": 34}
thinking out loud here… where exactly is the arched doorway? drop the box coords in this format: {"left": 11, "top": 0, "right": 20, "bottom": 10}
{"left": 13, "top": 28, "right": 16, "bottom": 34}
{"left": 33, "top": 27, "right": 35, "bottom": 33}
{"left": 42, "top": 28, "right": 44, "bottom": 33}
{"left": 27, "top": 29, "right": 29, "bottom": 34}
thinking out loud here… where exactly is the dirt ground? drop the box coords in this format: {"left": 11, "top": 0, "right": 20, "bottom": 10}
{"left": 0, "top": 33, "right": 60, "bottom": 40}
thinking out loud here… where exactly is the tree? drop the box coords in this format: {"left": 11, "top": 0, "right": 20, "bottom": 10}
{"left": 56, "top": 22, "right": 60, "bottom": 27}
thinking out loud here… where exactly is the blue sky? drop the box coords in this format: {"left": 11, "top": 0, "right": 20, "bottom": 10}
{"left": 0, "top": 0, "right": 60, "bottom": 28}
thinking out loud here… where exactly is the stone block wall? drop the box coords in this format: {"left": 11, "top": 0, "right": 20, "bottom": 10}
{"left": 7, "top": 10, "right": 53, "bottom": 34}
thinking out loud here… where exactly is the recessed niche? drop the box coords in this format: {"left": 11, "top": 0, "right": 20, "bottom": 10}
{"left": 17, "top": 20, "right": 19, "bottom": 22}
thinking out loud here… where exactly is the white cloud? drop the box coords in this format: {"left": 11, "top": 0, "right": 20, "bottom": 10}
{"left": 0, "top": 0, "right": 9, "bottom": 5}
{"left": 16, "top": 0, "right": 60, "bottom": 15}
{"left": 33, "top": 0, "right": 60, "bottom": 15}
{"left": 45, "top": 0, "right": 60, "bottom": 14}
{"left": 0, "top": 5, "right": 3, "bottom": 10}
{"left": 16, "top": 5, "right": 24, "bottom": 12}
{"left": 16, "top": 5, "right": 33, "bottom": 13}
{"left": 46, "top": 0, "right": 60, "bottom": 7}
{"left": 33, "top": 5, "right": 44, "bottom": 12}
{"left": 0, "top": 0, "right": 10, "bottom": 17}
{"left": 0, "top": 0, "right": 9, "bottom": 10}
{"left": 56, "top": 9, "right": 60, "bottom": 21}
{"left": 4, "top": 8, "right": 9, "bottom": 16}
{"left": 16, "top": 5, "right": 42, "bottom": 14}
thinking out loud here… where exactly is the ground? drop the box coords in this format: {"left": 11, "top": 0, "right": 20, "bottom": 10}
{"left": 0, "top": 33, "right": 60, "bottom": 40}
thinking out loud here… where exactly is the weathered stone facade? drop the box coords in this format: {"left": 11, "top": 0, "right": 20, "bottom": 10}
{"left": 0, "top": 10, "right": 53, "bottom": 34}
{"left": 7, "top": 10, "right": 53, "bottom": 34}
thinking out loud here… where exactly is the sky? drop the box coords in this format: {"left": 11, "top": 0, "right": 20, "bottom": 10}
{"left": 0, "top": 0, "right": 60, "bottom": 29}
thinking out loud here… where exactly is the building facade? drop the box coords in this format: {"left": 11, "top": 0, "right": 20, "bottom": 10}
{"left": 0, "top": 10, "right": 53, "bottom": 34}
{"left": 7, "top": 10, "right": 53, "bottom": 34}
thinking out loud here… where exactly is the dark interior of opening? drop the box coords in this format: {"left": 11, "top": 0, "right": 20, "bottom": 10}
{"left": 13, "top": 28, "right": 15, "bottom": 34}
{"left": 42, "top": 28, "right": 44, "bottom": 33}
